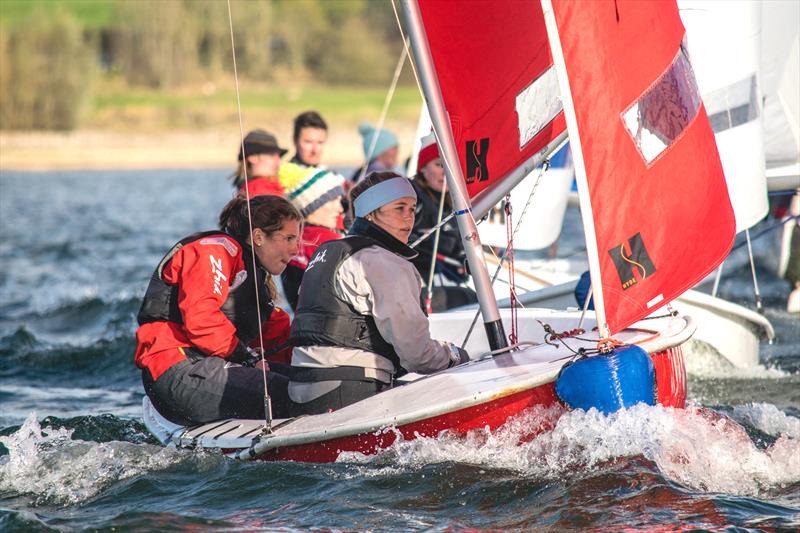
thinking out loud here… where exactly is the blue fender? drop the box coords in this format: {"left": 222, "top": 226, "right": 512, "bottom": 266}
{"left": 555, "top": 344, "right": 656, "bottom": 414}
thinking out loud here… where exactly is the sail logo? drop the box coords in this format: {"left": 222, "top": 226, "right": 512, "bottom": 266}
{"left": 608, "top": 233, "right": 656, "bottom": 290}
{"left": 466, "top": 138, "right": 490, "bottom": 183}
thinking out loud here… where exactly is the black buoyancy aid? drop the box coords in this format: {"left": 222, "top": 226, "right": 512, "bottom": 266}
{"left": 290, "top": 218, "right": 418, "bottom": 372}
{"left": 137, "top": 231, "right": 274, "bottom": 345}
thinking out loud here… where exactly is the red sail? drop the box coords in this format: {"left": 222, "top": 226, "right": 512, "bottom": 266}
{"left": 547, "top": 0, "right": 735, "bottom": 333}
{"left": 418, "top": 0, "right": 566, "bottom": 199}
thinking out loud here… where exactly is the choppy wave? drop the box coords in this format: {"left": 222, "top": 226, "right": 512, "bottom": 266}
{"left": 0, "top": 293, "right": 141, "bottom": 339}
{"left": 732, "top": 402, "right": 800, "bottom": 439}
{"left": 0, "top": 414, "right": 185, "bottom": 506}
{"left": 342, "top": 404, "right": 800, "bottom": 498}
{"left": 0, "top": 328, "right": 137, "bottom": 387}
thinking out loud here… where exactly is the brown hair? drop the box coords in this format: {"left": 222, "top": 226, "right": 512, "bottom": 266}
{"left": 218, "top": 195, "right": 302, "bottom": 299}
{"left": 293, "top": 110, "right": 328, "bottom": 142}
{"left": 348, "top": 171, "right": 404, "bottom": 220}
{"left": 229, "top": 161, "right": 249, "bottom": 188}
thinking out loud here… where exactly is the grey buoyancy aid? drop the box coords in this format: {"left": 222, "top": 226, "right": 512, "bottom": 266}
{"left": 137, "top": 231, "right": 274, "bottom": 345}
{"left": 289, "top": 217, "right": 418, "bottom": 372}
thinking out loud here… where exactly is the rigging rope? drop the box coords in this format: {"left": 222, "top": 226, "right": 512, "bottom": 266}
{"left": 226, "top": 0, "right": 273, "bottom": 434}
{"left": 357, "top": 41, "right": 408, "bottom": 183}
{"left": 409, "top": 211, "right": 455, "bottom": 249}
{"left": 504, "top": 195, "right": 518, "bottom": 344}
{"left": 424, "top": 179, "right": 448, "bottom": 314}
{"left": 745, "top": 228, "right": 763, "bottom": 312}
{"left": 461, "top": 160, "right": 551, "bottom": 349}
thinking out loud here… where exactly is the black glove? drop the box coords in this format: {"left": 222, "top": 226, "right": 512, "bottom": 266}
{"left": 229, "top": 342, "right": 262, "bottom": 367}
{"left": 447, "top": 344, "right": 470, "bottom": 367}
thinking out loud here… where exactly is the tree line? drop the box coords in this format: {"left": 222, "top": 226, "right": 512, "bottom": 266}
{"left": 0, "top": 0, "right": 404, "bottom": 131}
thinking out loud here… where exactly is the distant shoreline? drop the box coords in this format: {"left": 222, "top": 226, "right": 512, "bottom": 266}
{"left": 0, "top": 123, "right": 419, "bottom": 172}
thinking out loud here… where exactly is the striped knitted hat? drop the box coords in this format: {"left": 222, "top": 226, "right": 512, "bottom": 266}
{"left": 280, "top": 163, "right": 345, "bottom": 217}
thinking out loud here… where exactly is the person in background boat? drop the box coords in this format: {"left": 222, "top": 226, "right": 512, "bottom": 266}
{"left": 134, "top": 195, "right": 302, "bottom": 425}
{"left": 350, "top": 122, "right": 400, "bottom": 183}
{"left": 574, "top": 270, "right": 595, "bottom": 310}
{"left": 230, "top": 129, "right": 288, "bottom": 197}
{"left": 287, "top": 171, "right": 470, "bottom": 416}
{"left": 279, "top": 163, "right": 346, "bottom": 311}
{"left": 288, "top": 110, "right": 328, "bottom": 168}
{"left": 409, "top": 132, "right": 477, "bottom": 312}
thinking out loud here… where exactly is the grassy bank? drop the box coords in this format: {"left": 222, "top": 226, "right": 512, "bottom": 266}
{"left": 1, "top": 82, "right": 423, "bottom": 171}
{"left": 89, "top": 79, "right": 422, "bottom": 130}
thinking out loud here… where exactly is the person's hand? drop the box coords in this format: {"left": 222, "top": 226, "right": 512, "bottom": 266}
{"left": 255, "top": 359, "right": 270, "bottom": 371}
{"left": 447, "top": 343, "right": 470, "bottom": 367}
{"left": 242, "top": 346, "right": 264, "bottom": 368}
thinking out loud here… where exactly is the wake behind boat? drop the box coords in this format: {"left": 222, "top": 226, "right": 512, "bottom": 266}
{"left": 143, "top": 309, "right": 692, "bottom": 462}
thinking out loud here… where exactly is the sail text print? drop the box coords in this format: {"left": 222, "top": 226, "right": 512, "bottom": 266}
{"left": 608, "top": 233, "right": 656, "bottom": 290}
{"left": 210, "top": 255, "right": 227, "bottom": 295}
{"left": 306, "top": 249, "right": 327, "bottom": 272}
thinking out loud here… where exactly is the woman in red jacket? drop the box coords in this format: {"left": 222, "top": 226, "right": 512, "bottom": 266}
{"left": 135, "top": 195, "right": 302, "bottom": 425}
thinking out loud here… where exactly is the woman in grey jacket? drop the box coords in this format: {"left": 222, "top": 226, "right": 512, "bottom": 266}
{"left": 288, "top": 171, "right": 469, "bottom": 415}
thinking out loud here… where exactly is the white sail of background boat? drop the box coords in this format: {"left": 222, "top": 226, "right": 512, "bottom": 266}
{"left": 679, "top": 0, "right": 768, "bottom": 232}
{"left": 760, "top": 0, "right": 800, "bottom": 189}
{"left": 143, "top": 0, "right": 735, "bottom": 462}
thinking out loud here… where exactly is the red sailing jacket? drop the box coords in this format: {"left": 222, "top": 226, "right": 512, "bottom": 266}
{"left": 134, "top": 234, "right": 291, "bottom": 380}
{"left": 238, "top": 176, "right": 284, "bottom": 197}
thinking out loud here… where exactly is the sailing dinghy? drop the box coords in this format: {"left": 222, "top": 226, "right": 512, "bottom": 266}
{"left": 143, "top": 0, "right": 734, "bottom": 462}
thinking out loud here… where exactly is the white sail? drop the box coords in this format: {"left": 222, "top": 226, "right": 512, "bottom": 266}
{"left": 679, "top": 0, "right": 769, "bottom": 232}
{"left": 761, "top": 0, "right": 800, "bottom": 175}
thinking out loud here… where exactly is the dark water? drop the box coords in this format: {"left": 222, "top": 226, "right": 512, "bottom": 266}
{"left": 1, "top": 169, "right": 798, "bottom": 532}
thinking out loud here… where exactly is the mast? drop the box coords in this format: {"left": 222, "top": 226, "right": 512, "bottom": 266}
{"left": 540, "top": 0, "right": 610, "bottom": 338}
{"left": 400, "top": 0, "right": 508, "bottom": 351}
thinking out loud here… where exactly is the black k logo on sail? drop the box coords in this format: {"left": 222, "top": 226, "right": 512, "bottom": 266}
{"left": 608, "top": 233, "right": 656, "bottom": 290}
{"left": 466, "top": 138, "right": 490, "bottom": 183}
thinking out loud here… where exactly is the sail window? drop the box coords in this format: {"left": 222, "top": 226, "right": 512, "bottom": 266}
{"left": 622, "top": 44, "right": 702, "bottom": 165}
{"left": 516, "top": 66, "right": 563, "bottom": 149}
{"left": 703, "top": 74, "right": 759, "bottom": 133}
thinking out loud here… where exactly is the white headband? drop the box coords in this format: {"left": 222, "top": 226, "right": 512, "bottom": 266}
{"left": 353, "top": 177, "right": 416, "bottom": 217}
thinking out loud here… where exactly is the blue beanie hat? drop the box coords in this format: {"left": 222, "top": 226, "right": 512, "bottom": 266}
{"left": 359, "top": 122, "right": 399, "bottom": 161}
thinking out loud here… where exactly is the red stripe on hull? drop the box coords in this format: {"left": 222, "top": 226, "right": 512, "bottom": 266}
{"left": 651, "top": 346, "right": 687, "bottom": 408}
{"left": 247, "top": 346, "right": 686, "bottom": 463}
{"left": 256, "top": 383, "right": 560, "bottom": 463}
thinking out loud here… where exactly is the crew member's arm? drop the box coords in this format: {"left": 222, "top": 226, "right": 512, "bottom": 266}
{"left": 162, "top": 237, "right": 250, "bottom": 362}
{"left": 339, "top": 249, "right": 459, "bottom": 374}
